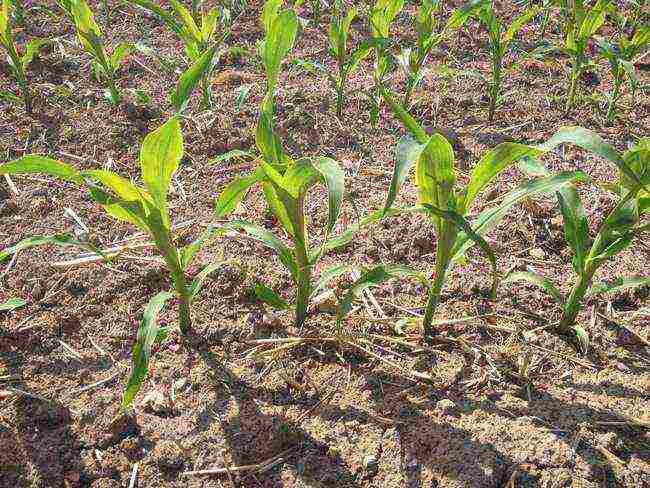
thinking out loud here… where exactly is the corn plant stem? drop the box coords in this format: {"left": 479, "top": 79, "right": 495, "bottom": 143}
{"left": 605, "top": 71, "right": 622, "bottom": 125}
{"left": 171, "top": 268, "right": 192, "bottom": 334}
{"left": 107, "top": 76, "right": 121, "bottom": 105}
{"left": 558, "top": 270, "right": 593, "bottom": 334}
{"left": 565, "top": 58, "right": 580, "bottom": 113}
{"left": 17, "top": 72, "right": 32, "bottom": 115}
{"left": 422, "top": 252, "right": 450, "bottom": 337}
{"left": 488, "top": 58, "right": 501, "bottom": 122}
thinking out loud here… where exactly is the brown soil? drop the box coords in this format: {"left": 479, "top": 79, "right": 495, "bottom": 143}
{"left": 1, "top": 1, "right": 649, "bottom": 487}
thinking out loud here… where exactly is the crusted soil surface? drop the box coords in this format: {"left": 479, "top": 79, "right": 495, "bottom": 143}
{"left": 1, "top": 1, "right": 649, "bottom": 487}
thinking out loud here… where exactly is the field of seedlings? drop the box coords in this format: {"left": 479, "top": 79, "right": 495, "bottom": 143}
{"left": 1, "top": 0, "right": 649, "bottom": 486}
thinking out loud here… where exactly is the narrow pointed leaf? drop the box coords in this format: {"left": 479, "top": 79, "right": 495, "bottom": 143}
{"left": 503, "top": 270, "right": 563, "bottom": 304}
{"left": 590, "top": 276, "right": 650, "bottom": 295}
{"left": 311, "top": 157, "right": 345, "bottom": 234}
{"left": 121, "top": 291, "right": 173, "bottom": 410}
{"left": 557, "top": 185, "right": 590, "bottom": 274}
{"left": 21, "top": 38, "right": 51, "bottom": 71}
{"left": 384, "top": 135, "right": 420, "bottom": 213}
{"left": 0, "top": 234, "right": 87, "bottom": 262}
{"left": 311, "top": 264, "right": 358, "bottom": 298}
{"left": 215, "top": 169, "right": 265, "bottom": 218}
{"left": 0, "top": 297, "right": 27, "bottom": 311}
{"left": 188, "top": 261, "right": 227, "bottom": 299}
{"left": 254, "top": 282, "right": 290, "bottom": 309}
{"left": 171, "top": 45, "right": 217, "bottom": 112}
{"left": 0, "top": 156, "right": 82, "bottom": 183}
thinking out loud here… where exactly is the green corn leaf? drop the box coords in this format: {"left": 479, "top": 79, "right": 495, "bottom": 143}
{"left": 70, "top": 0, "right": 101, "bottom": 36}
{"left": 109, "top": 42, "right": 134, "bottom": 71}
{"left": 384, "top": 135, "right": 421, "bottom": 214}
{"left": 310, "top": 264, "right": 358, "bottom": 298}
{"left": 88, "top": 187, "right": 151, "bottom": 231}
{"left": 463, "top": 143, "right": 543, "bottom": 213}
{"left": 201, "top": 8, "right": 221, "bottom": 42}
{"left": 452, "top": 171, "right": 589, "bottom": 262}
{"left": 573, "top": 324, "right": 590, "bottom": 354}
{"left": 168, "top": 0, "right": 202, "bottom": 43}
{"left": 262, "top": 8, "right": 298, "bottom": 95}
{"left": 282, "top": 158, "right": 320, "bottom": 198}
{"left": 0, "top": 234, "right": 88, "bottom": 262}
{"left": 128, "top": 0, "right": 184, "bottom": 36}
{"left": 254, "top": 282, "right": 290, "bottom": 309}
{"left": 21, "top": 38, "right": 50, "bottom": 71}
{"left": 311, "top": 157, "right": 345, "bottom": 234}
{"left": 188, "top": 261, "right": 227, "bottom": 299}
{"left": 590, "top": 276, "right": 650, "bottom": 295}
{"left": 337, "top": 264, "right": 427, "bottom": 324}
{"left": 423, "top": 204, "right": 498, "bottom": 297}
{"left": 262, "top": 182, "right": 296, "bottom": 238}
{"left": 0, "top": 155, "right": 82, "bottom": 183}
{"left": 210, "top": 149, "right": 253, "bottom": 164}
{"left": 171, "top": 45, "right": 217, "bottom": 113}
{"left": 586, "top": 235, "right": 633, "bottom": 269}
{"left": 557, "top": 185, "right": 590, "bottom": 274}
{"left": 256, "top": 110, "right": 284, "bottom": 167}
{"left": 140, "top": 117, "right": 183, "bottom": 223}
{"left": 82, "top": 169, "right": 145, "bottom": 201}
{"left": 577, "top": 0, "right": 609, "bottom": 40}
{"left": 538, "top": 126, "right": 646, "bottom": 193}
{"left": 215, "top": 168, "right": 265, "bottom": 218}
{"left": 261, "top": 0, "right": 283, "bottom": 33}
{"left": 223, "top": 220, "right": 299, "bottom": 279}
{"left": 503, "top": 270, "right": 563, "bottom": 304}
{"left": 444, "top": 0, "right": 486, "bottom": 32}
{"left": 0, "top": 297, "right": 27, "bottom": 311}
{"left": 379, "top": 86, "right": 428, "bottom": 143}
{"left": 502, "top": 7, "right": 539, "bottom": 44}
{"left": 417, "top": 133, "right": 456, "bottom": 210}
{"left": 121, "top": 291, "right": 173, "bottom": 411}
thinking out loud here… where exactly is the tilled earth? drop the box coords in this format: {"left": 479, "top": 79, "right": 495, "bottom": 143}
{"left": 1, "top": 1, "right": 649, "bottom": 487}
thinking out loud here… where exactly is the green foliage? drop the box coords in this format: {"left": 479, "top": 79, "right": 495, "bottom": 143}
{"left": 0, "top": 118, "right": 223, "bottom": 334}
{"left": 380, "top": 87, "right": 589, "bottom": 336}
{"left": 129, "top": 0, "right": 231, "bottom": 108}
{"left": 558, "top": 0, "right": 613, "bottom": 112}
{"left": 0, "top": 297, "right": 27, "bottom": 311}
{"left": 0, "top": 0, "right": 50, "bottom": 112}
{"left": 472, "top": 1, "right": 538, "bottom": 120}
{"left": 398, "top": 0, "right": 484, "bottom": 106}
{"left": 505, "top": 137, "right": 649, "bottom": 347}
{"left": 62, "top": 0, "right": 133, "bottom": 104}
{"left": 598, "top": 25, "right": 650, "bottom": 124}
{"left": 122, "top": 291, "right": 172, "bottom": 411}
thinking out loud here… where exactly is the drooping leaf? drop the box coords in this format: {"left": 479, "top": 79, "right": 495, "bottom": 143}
{"left": 215, "top": 168, "right": 265, "bottom": 218}
{"left": 384, "top": 135, "right": 421, "bottom": 213}
{"left": 337, "top": 264, "right": 427, "bottom": 324}
{"left": 311, "top": 157, "right": 345, "bottom": 234}
{"left": 0, "top": 234, "right": 88, "bottom": 262}
{"left": 310, "top": 264, "right": 357, "bottom": 298}
{"left": 121, "top": 291, "right": 173, "bottom": 411}
{"left": 590, "top": 276, "right": 650, "bottom": 295}
{"left": 223, "top": 220, "right": 299, "bottom": 279}
{"left": 503, "top": 270, "right": 563, "bottom": 304}
{"left": 0, "top": 155, "right": 82, "bottom": 183}
{"left": 82, "top": 169, "right": 145, "bottom": 201}
{"left": 417, "top": 133, "right": 456, "bottom": 210}
{"left": 179, "top": 224, "right": 223, "bottom": 269}
{"left": 21, "top": 38, "right": 51, "bottom": 71}
{"left": 109, "top": 42, "right": 134, "bottom": 71}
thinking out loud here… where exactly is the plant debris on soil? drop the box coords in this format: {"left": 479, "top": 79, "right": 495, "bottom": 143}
{"left": 1, "top": 1, "right": 649, "bottom": 487}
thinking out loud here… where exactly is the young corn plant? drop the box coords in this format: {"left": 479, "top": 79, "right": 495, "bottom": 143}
{"left": 0, "top": 118, "right": 221, "bottom": 336}
{"left": 598, "top": 25, "right": 650, "bottom": 125}
{"left": 379, "top": 87, "right": 601, "bottom": 338}
{"left": 60, "top": 0, "right": 133, "bottom": 104}
{"left": 300, "top": 0, "right": 376, "bottom": 117}
{"left": 505, "top": 138, "right": 649, "bottom": 350}
{"left": 560, "top": 0, "right": 612, "bottom": 113}
{"left": 128, "top": 0, "right": 230, "bottom": 108}
{"left": 472, "top": 1, "right": 539, "bottom": 120}
{"left": 397, "top": 0, "right": 482, "bottom": 107}
{"left": 0, "top": 0, "right": 50, "bottom": 113}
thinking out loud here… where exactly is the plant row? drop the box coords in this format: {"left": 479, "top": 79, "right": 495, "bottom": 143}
{"left": 1, "top": 0, "right": 648, "bottom": 411}
{"left": 1, "top": 0, "right": 648, "bottom": 124}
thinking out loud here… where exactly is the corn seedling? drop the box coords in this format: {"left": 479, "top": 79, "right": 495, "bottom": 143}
{"left": 560, "top": 0, "right": 612, "bottom": 113}
{"left": 0, "top": 118, "right": 223, "bottom": 336}
{"left": 60, "top": 0, "right": 133, "bottom": 104}
{"left": 129, "top": 0, "right": 230, "bottom": 108}
{"left": 380, "top": 88, "right": 596, "bottom": 338}
{"left": 368, "top": 0, "right": 404, "bottom": 125}
{"left": 216, "top": 1, "right": 380, "bottom": 327}
{"left": 505, "top": 137, "right": 650, "bottom": 350}
{"left": 598, "top": 25, "right": 650, "bottom": 125}
{"left": 397, "top": 0, "right": 482, "bottom": 107}
{"left": 472, "top": 1, "right": 539, "bottom": 120}
{"left": 295, "top": 0, "right": 377, "bottom": 116}
{"left": 0, "top": 0, "right": 50, "bottom": 113}
{"left": 0, "top": 297, "right": 26, "bottom": 311}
